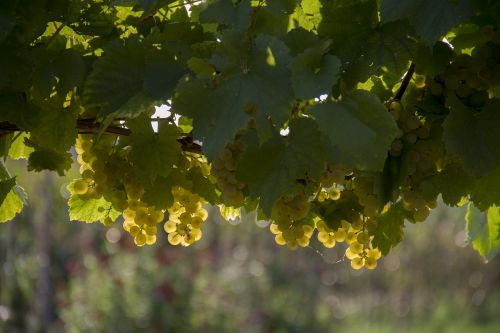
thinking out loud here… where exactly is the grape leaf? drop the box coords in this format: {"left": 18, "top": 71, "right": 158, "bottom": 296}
{"left": 27, "top": 147, "right": 73, "bottom": 176}
{"left": 443, "top": 96, "right": 500, "bottom": 177}
{"left": 173, "top": 32, "right": 294, "bottom": 160}
{"left": 0, "top": 187, "right": 25, "bottom": 223}
{"left": 186, "top": 167, "right": 220, "bottom": 204}
{"left": 291, "top": 40, "right": 341, "bottom": 100}
{"left": 425, "top": 162, "right": 476, "bottom": 206}
{"left": 371, "top": 202, "right": 406, "bottom": 255}
{"left": 414, "top": 41, "right": 454, "bottom": 77}
{"left": 380, "top": 0, "right": 471, "bottom": 44}
{"left": 127, "top": 115, "right": 182, "bottom": 184}
{"left": 83, "top": 40, "right": 149, "bottom": 119}
{"left": 0, "top": 94, "right": 40, "bottom": 130}
{"left": 0, "top": 162, "right": 25, "bottom": 223}
{"left": 290, "top": 0, "right": 322, "bottom": 32}
{"left": 199, "top": 0, "right": 252, "bottom": 31}
{"left": 466, "top": 203, "right": 500, "bottom": 261}
{"left": 8, "top": 132, "right": 34, "bottom": 160}
{"left": 68, "top": 181, "right": 121, "bottom": 223}
{"left": 471, "top": 165, "right": 500, "bottom": 211}
{"left": 318, "top": 191, "right": 363, "bottom": 230}
{"left": 142, "top": 176, "right": 175, "bottom": 210}
{"left": 237, "top": 118, "right": 326, "bottom": 214}
{"left": 84, "top": 39, "right": 185, "bottom": 120}
{"left": 0, "top": 177, "right": 16, "bottom": 205}
{"left": 310, "top": 90, "right": 398, "bottom": 171}
{"left": 29, "top": 96, "right": 78, "bottom": 152}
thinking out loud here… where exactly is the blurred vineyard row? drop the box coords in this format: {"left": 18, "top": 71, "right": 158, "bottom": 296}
{"left": 1, "top": 162, "right": 499, "bottom": 333}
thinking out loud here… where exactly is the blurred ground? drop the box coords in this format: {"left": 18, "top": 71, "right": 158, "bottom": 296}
{"left": 1, "top": 163, "right": 499, "bottom": 333}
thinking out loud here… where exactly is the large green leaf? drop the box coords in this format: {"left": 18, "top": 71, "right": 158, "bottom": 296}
{"left": 173, "top": 32, "right": 294, "bottom": 160}
{"left": 237, "top": 118, "right": 326, "bottom": 214}
{"left": 68, "top": 181, "right": 121, "bottom": 223}
{"left": 466, "top": 203, "right": 500, "bottom": 261}
{"left": 370, "top": 202, "right": 407, "bottom": 255}
{"left": 127, "top": 115, "right": 182, "bottom": 184}
{"left": 291, "top": 40, "right": 341, "bottom": 100}
{"left": 84, "top": 40, "right": 185, "bottom": 120}
{"left": 0, "top": 177, "right": 16, "bottom": 206}
{"left": 199, "top": 0, "right": 252, "bottom": 31}
{"left": 310, "top": 90, "right": 398, "bottom": 171}
{"left": 443, "top": 97, "right": 500, "bottom": 178}
{"left": 0, "top": 162, "right": 25, "bottom": 222}
{"left": 380, "top": 0, "right": 471, "bottom": 44}
{"left": 471, "top": 165, "right": 500, "bottom": 211}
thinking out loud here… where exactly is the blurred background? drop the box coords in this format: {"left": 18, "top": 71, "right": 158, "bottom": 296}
{"left": 1, "top": 160, "right": 499, "bottom": 333}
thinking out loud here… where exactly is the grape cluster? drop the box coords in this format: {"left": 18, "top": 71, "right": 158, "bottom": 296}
{"left": 163, "top": 186, "right": 208, "bottom": 247}
{"left": 122, "top": 188, "right": 164, "bottom": 246}
{"left": 74, "top": 135, "right": 129, "bottom": 220}
{"left": 429, "top": 28, "right": 500, "bottom": 107}
{"left": 387, "top": 101, "right": 439, "bottom": 221}
{"left": 269, "top": 194, "right": 313, "bottom": 250}
{"left": 316, "top": 217, "right": 381, "bottom": 269}
{"left": 212, "top": 135, "right": 246, "bottom": 206}
{"left": 353, "top": 173, "right": 381, "bottom": 218}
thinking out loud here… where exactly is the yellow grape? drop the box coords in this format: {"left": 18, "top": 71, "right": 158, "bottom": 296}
{"left": 275, "top": 234, "right": 286, "bottom": 246}
{"left": 364, "top": 257, "right": 377, "bottom": 270}
{"left": 134, "top": 233, "right": 147, "bottom": 246}
{"left": 73, "top": 180, "right": 89, "bottom": 195}
{"left": 350, "top": 257, "right": 365, "bottom": 270}
{"left": 317, "top": 231, "right": 330, "bottom": 243}
{"left": 322, "top": 237, "right": 336, "bottom": 248}
{"left": 164, "top": 221, "right": 177, "bottom": 233}
{"left": 334, "top": 228, "right": 346, "bottom": 242}
{"left": 349, "top": 241, "right": 364, "bottom": 254}
{"left": 168, "top": 232, "right": 181, "bottom": 245}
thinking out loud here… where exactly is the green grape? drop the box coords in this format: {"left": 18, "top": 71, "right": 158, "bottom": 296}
{"left": 168, "top": 232, "right": 181, "bottom": 246}
{"left": 349, "top": 241, "right": 364, "bottom": 254}
{"left": 73, "top": 180, "right": 89, "bottom": 195}
{"left": 350, "top": 257, "right": 365, "bottom": 270}
{"left": 364, "top": 257, "right": 377, "bottom": 270}
{"left": 134, "top": 233, "right": 147, "bottom": 246}
{"left": 275, "top": 233, "right": 286, "bottom": 246}
{"left": 389, "top": 101, "right": 402, "bottom": 113}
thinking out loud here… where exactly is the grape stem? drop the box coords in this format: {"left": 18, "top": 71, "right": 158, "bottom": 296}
{"left": 394, "top": 62, "right": 416, "bottom": 101}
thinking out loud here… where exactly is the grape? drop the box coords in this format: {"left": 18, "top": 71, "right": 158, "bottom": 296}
{"left": 213, "top": 135, "right": 247, "bottom": 207}
{"left": 364, "top": 257, "right": 377, "bottom": 270}
{"left": 163, "top": 186, "right": 208, "bottom": 247}
{"left": 73, "top": 180, "right": 89, "bottom": 195}
{"left": 350, "top": 257, "right": 365, "bottom": 270}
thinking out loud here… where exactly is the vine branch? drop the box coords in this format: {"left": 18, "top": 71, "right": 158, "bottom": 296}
{"left": 0, "top": 120, "right": 202, "bottom": 153}
{"left": 394, "top": 62, "right": 416, "bottom": 101}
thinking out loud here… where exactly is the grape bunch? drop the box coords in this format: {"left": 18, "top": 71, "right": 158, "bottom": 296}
{"left": 387, "top": 101, "right": 439, "bottom": 222}
{"left": 427, "top": 24, "right": 500, "bottom": 107}
{"left": 212, "top": 135, "right": 247, "bottom": 206}
{"left": 269, "top": 194, "right": 313, "bottom": 250}
{"left": 74, "top": 135, "right": 128, "bottom": 219}
{"left": 316, "top": 217, "right": 381, "bottom": 269}
{"left": 163, "top": 186, "right": 208, "bottom": 247}
{"left": 352, "top": 173, "right": 381, "bottom": 218}
{"left": 122, "top": 190, "right": 164, "bottom": 246}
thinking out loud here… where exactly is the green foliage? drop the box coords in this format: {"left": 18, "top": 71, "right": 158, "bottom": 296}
{"left": 310, "top": 90, "right": 398, "bottom": 171}
{"left": 1, "top": 0, "right": 500, "bottom": 264}
{"left": 466, "top": 203, "right": 500, "bottom": 261}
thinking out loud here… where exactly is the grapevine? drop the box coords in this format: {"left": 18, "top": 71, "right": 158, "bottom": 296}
{"left": 1, "top": 0, "right": 500, "bottom": 269}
